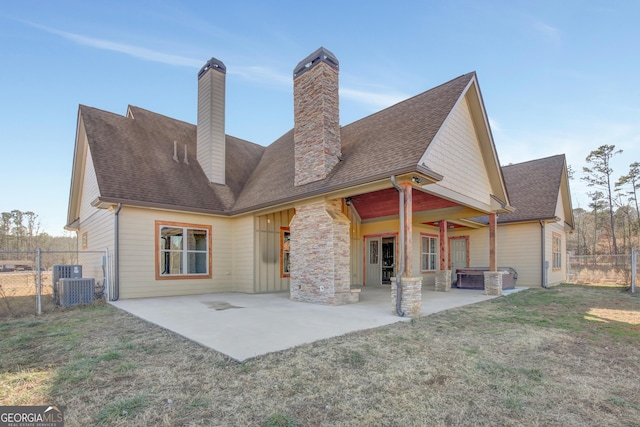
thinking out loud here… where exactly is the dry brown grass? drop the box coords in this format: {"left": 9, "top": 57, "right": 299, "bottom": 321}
{"left": 1, "top": 284, "right": 639, "bottom": 426}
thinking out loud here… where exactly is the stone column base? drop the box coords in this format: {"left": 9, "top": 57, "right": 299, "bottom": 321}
{"left": 435, "top": 270, "right": 452, "bottom": 292}
{"left": 484, "top": 271, "right": 503, "bottom": 296}
{"left": 391, "top": 277, "right": 423, "bottom": 318}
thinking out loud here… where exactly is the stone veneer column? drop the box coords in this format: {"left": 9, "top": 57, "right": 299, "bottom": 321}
{"left": 484, "top": 271, "right": 503, "bottom": 296}
{"left": 435, "top": 271, "right": 452, "bottom": 292}
{"left": 391, "top": 277, "right": 422, "bottom": 318}
{"left": 290, "top": 199, "right": 358, "bottom": 305}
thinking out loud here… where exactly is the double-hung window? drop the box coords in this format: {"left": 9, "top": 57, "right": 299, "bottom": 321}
{"left": 421, "top": 234, "right": 438, "bottom": 272}
{"left": 552, "top": 233, "right": 562, "bottom": 270}
{"left": 156, "top": 221, "right": 211, "bottom": 279}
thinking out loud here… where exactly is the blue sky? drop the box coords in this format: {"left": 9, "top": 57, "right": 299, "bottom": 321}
{"left": 1, "top": 1, "right": 638, "bottom": 236}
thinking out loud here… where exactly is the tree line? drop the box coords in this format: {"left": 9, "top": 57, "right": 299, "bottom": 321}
{"left": 0, "top": 210, "right": 77, "bottom": 256}
{"left": 568, "top": 145, "right": 639, "bottom": 255}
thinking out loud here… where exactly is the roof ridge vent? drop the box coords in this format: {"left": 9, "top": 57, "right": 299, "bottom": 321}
{"left": 293, "top": 46, "right": 339, "bottom": 78}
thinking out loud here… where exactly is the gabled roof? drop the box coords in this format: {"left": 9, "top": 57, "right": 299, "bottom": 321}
{"left": 498, "top": 154, "right": 572, "bottom": 225}
{"left": 78, "top": 105, "right": 264, "bottom": 214}
{"left": 232, "top": 72, "right": 476, "bottom": 211}
{"left": 70, "top": 71, "right": 495, "bottom": 220}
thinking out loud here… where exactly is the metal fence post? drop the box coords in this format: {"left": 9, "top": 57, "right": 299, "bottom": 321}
{"left": 36, "top": 247, "right": 42, "bottom": 315}
{"left": 632, "top": 248, "right": 637, "bottom": 294}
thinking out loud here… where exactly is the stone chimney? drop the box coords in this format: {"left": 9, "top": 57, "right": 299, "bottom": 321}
{"left": 293, "top": 47, "right": 341, "bottom": 186}
{"left": 197, "top": 57, "right": 226, "bottom": 185}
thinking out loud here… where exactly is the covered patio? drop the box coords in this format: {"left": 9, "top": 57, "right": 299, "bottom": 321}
{"left": 112, "top": 285, "right": 524, "bottom": 361}
{"left": 339, "top": 175, "right": 509, "bottom": 316}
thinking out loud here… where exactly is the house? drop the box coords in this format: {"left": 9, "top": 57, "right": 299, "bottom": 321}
{"left": 66, "top": 47, "right": 574, "bottom": 316}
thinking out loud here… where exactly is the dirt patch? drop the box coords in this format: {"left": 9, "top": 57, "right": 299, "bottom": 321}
{"left": 1, "top": 284, "right": 639, "bottom": 426}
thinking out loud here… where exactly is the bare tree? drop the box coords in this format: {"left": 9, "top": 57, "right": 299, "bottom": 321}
{"left": 24, "top": 211, "right": 40, "bottom": 252}
{"left": 10, "top": 210, "right": 25, "bottom": 252}
{"left": 587, "top": 191, "right": 606, "bottom": 255}
{"left": 582, "top": 145, "right": 622, "bottom": 254}
{"left": 0, "top": 212, "right": 11, "bottom": 255}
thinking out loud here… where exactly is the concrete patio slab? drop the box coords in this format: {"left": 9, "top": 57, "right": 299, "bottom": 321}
{"left": 111, "top": 285, "right": 525, "bottom": 361}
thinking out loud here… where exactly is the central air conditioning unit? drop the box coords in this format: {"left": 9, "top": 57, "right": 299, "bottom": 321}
{"left": 57, "top": 278, "right": 95, "bottom": 307}
{"left": 52, "top": 264, "right": 82, "bottom": 301}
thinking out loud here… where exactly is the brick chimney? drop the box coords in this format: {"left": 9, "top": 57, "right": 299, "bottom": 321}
{"left": 197, "top": 57, "right": 226, "bottom": 185}
{"left": 293, "top": 47, "right": 341, "bottom": 186}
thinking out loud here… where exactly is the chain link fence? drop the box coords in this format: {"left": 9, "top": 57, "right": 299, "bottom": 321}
{"left": 567, "top": 250, "right": 638, "bottom": 290}
{"left": 0, "top": 249, "right": 109, "bottom": 318}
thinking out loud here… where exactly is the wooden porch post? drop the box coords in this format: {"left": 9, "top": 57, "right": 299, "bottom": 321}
{"left": 401, "top": 182, "right": 413, "bottom": 277}
{"left": 489, "top": 213, "right": 497, "bottom": 271}
{"left": 439, "top": 220, "right": 448, "bottom": 270}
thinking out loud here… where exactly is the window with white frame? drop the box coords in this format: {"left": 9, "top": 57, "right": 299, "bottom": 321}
{"left": 157, "top": 221, "right": 211, "bottom": 278}
{"left": 421, "top": 234, "right": 438, "bottom": 271}
{"left": 552, "top": 233, "right": 562, "bottom": 270}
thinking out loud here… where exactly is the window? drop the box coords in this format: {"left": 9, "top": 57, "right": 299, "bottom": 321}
{"left": 421, "top": 234, "right": 438, "bottom": 271}
{"left": 369, "top": 239, "right": 379, "bottom": 264}
{"left": 156, "top": 221, "right": 211, "bottom": 279}
{"left": 552, "top": 233, "right": 562, "bottom": 270}
{"left": 281, "top": 227, "right": 291, "bottom": 278}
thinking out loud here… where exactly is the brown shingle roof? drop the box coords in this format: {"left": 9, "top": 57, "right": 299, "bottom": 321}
{"left": 81, "top": 105, "right": 264, "bottom": 214}
{"left": 498, "top": 154, "right": 566, "bottom": 223}
{"left": 233, "top": 72, "right": 475, "bottom": 211}
{"left": 81, "top": 72, "right": 475, "bottom": 214}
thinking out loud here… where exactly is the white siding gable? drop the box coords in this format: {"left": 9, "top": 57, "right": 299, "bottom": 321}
{"left": 422, "top": 96, "right": 492, "bottom": 205}
{"left": 554, "top": 187, "right": 565, "bottom": 223}
{"left": 79, "top": 148, "right": 100, "bottom": 222}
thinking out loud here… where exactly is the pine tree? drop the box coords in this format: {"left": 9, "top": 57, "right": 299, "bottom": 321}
{"left": 582, "top": 145, "right": 622, "bottom": 254}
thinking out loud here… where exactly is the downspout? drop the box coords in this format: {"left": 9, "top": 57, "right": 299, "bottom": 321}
{"left": 540, "top": 220, "right": 548, "bottom": 288}
{"left": 390, "top": 176, "right": 406, "bottom": 317}
{"left": 112, "top": 203, "right": 122, "bottom": 301}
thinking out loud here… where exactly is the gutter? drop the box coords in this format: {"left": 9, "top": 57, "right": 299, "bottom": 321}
{"left": 112, "top": 203, "right": 122, "bottom": 301}
{"left": 390, "top": 176, "right": 406, "bottom": 317}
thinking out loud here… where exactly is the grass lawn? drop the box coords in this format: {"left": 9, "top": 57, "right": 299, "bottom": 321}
{"left": 1, "top": 284, "right": 639, "bottom": 426}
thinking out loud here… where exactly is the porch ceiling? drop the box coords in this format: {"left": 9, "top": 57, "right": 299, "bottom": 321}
{"left": 350, "top": 187, "right": 453, "bottom": 220}
{"left": 348, "top": 187, "right": 488, "bottom": 228}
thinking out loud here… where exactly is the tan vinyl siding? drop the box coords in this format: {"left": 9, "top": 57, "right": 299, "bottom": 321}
{"left": 423, "top": 97, "right": 492, "bottom": 204}
{"left": 347, "top": 205, "right": 363, "bottom": 285}
{"left": 453, "top": 223, "right": 542, "bottom": 287}
{"left": 79, "top": 208, "right": 113, "bottom": 252}
{"left": 496, "top": 223, "right": 541, "bottom": 287}
{"left": 232, "top": 215, "right": 254, "bottom": 293}
{"left": 78, "top": 208, "right": 114, "bottom": 290}
{"left": 254, "top": 209, "right": 295, "bottom": 293}
{"left": 414, "top": 224, "right": 438, "bottom": 285}
{"left": 118, "top": 206, "right": 232, "bottom": 299}
{"left": 547, "top": 221, "right": 566, "bottom": 285}
{"left": 545, "top": 188, "right": 567, "bottom": 285}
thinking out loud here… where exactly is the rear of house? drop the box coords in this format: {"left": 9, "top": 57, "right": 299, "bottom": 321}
{"left": 67, "top": 47, "right": 574, "bottom": 306}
